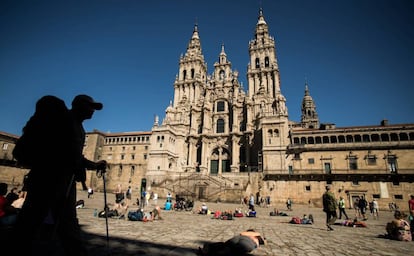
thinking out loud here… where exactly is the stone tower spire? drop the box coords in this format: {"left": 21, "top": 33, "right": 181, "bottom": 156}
{"left": 172, "top": 24, "right": 208, "bottom": 110}
{"left": 301, "top": 82, "right": 319, "bottom": 129}
{"left": 247, "top": 8, "right": 287, "bottom": 125}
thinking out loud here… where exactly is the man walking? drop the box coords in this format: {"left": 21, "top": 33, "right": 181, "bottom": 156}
{"left": 322, "top": 185, "right": 337, "bottom": 231}
{"left": 13, "top": 94, "right": 107, "bottom": 255}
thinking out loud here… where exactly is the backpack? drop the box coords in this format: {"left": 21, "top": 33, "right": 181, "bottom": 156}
{"left": 13, "top": 133, "right": 36, "bottom": 168}
{"left": 128, "top": 210, "right": 144, "bottom": 221}
{"left": 290, "top": 216, "right": 301, "bottom": 224}
{"left": 13, "top": 95, "right": 69, "bottom": 169}
{"left": 99, "top": 209, "right": 118, "bottom": 218}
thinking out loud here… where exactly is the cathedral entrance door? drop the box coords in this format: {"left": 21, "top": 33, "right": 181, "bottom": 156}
{"left": 210, "top": 160, "right": 219, "bottom": 175}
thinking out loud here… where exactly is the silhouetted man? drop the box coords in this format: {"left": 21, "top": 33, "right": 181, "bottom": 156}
{"left": 13, "top": 94, "right": 106, "bottom": 256}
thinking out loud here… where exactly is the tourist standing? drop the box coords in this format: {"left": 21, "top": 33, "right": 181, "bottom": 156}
{"left": 372, "top": 199, "right": 379, "bottom": 219}
{"left": 338, "top": 196, "right": 349, "bottom": 220}
{"left": 322, "top": 185, "right": 337, "bottom": 231}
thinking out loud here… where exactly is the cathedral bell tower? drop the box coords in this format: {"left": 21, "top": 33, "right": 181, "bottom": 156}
{"left": 246, "top": 9, "right": 290, "bottom": 174}
{"left": 301, "top": 83, "right": 319, "bottom": 129}
{"left": 167, "top": 24, "right": 208, "bottom": 129}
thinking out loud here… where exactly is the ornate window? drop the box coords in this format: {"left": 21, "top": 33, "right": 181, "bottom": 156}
{"left": 217, "top": 101, "right": 225, "bottom": 112}
{"left": 216, "top": 119, "right": 225, "bottom": 133}
{"left": 364, "top": 153, "right": 377, "bottom": 165}
{"left": 347, "top": 152, "right": 358, "bottom": 170}
{"left": 264, "top": 57, "right": 269, "bottom": 67}
{"left": 219, "top": 70, "right": 225, "bottom": 80}
{"left": 385, "top": 153, "right": 398, "bottom": 173}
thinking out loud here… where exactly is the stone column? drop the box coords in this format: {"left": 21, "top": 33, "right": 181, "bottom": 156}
{"left": 218, "top": 147, "right": 223, "bottom": 175}
{"left": 231, "top": 136, "right": 240, "bottom": 172}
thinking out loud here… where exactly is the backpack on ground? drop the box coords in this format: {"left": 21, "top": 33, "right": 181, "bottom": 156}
{"left": 128, "top": 210, "right": 143, "bottom": 221}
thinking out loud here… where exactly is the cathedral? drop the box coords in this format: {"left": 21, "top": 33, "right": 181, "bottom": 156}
{"left": 1, "top": 9, "right": 413, "bottom": 210}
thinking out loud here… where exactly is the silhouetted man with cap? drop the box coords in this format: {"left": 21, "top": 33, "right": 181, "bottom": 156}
{"left": 62, "top": 94, "right": 106, "bottom": 255}
{"left": 13, "top": 94, "right": 106, "bottom": 256}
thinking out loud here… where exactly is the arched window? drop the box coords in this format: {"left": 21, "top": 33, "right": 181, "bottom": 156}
{"left": 268, "top": 129, "right": 273, "bottom": 137}
{"left": 381, "top": 133, "right": 389, "bottom": 141}
{"left": 191, "top": 68, "right": 195, "bottom": 78}
{"left": 390, "top": 133, "right": 398, "bottom": 141}
{"left": 219, "top": 70, "right": 225, "bottom": 80}
{"left": 264, "top": 57, "right": 269, "bottom": 67}
{"left": 371, "top": 134, "right": 380, "bottom": 142}
{"left": 346, "top": 135, "right": 353, "bottom": 143}
{"left": 216, "top": 119, "right": 225, "bottom": 133}
{"left": 217, "top": 101, "right": 225, "bottom": 112}
{"left": 315, "top": 137, "right": 322, "bottom": 144}
{"left": 183, "top": 70, "right": 187, "bottom": 80}
{"left": 338, "top": 135, "right": 345, "bottom": 143}
{"left": 240, "top": 121, "right": 246, "bottom": 132}
{"left": 293, "top": 137, "right": 300, "bottom": 144}
{"left": 255, "top": 58, "right": 260, "bottom": 68}
{"left": 308, "top": 137, "right": 314, "bottom": 144}
{"left": 399, "top": 133, "right": 408, "bottom": 141}
{"left": 300, "top": 137, "right": 306, "bottom": 144}
{"left": 274, "top": 129, "right": 279, "bottom": 137}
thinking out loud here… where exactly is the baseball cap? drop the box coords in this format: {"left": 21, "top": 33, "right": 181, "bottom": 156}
{"left": 72, "top": 94, "right": 103, "bottom": 110}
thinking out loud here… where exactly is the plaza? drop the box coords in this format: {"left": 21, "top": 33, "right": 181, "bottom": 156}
{"left": 74, "top": 191, "right": 413, "bottom": 256}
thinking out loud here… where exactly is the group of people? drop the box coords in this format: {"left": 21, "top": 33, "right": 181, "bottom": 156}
{"left": 322, "top": 185, "right": 375, "bottom": 231}
{"left": 323, "top": 184, "right": 414, "bottom": 241}
{"left": 127, "top": 206, "right": 163, "bottom": 222}
{"left": 0, "top": 183, "right": 25, "bottom": 226}
{"left": 2, "top": 94, "right": 107, "bottom": 255}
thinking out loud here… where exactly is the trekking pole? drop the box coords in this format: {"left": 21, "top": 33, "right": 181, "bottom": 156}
{"left": 97, "top": 167, "right": 110, "bottom": 253}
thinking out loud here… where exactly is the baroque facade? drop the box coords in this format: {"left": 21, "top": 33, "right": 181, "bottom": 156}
{"left": 1, "top": 9, "right": 413, "bottom": 210}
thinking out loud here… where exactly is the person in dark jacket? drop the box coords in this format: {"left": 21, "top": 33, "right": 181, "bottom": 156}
{"left": 13, "top": 95, "right": 107, "bottom": 256}
{"left": 322, "top": 185, "right": 337, "bottom": 231}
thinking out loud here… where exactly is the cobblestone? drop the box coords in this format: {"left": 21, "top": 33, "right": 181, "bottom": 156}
{"left": 63, "top": 191, "right": 414, "bottom": 255}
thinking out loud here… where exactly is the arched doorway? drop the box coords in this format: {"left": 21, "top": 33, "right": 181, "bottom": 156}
{"left": 210, "top": 147, "right": 231, "bottom": 175}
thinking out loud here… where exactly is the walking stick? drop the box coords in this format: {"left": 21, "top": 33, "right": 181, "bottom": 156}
{"left": 97, "top": 167, "right": 110, "bottom": 252}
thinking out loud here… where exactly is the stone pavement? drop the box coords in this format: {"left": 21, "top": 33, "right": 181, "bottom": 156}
{"left": 72, "top": 191, "right": 414, "bottom": 255}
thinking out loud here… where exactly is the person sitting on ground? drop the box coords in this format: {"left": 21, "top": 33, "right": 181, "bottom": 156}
{"left": 112, "top": 201, "right": 129, "bottom": 218}
{"left": 197, "top": 203, "right": 208, "bottom": 214}
{"left": 128, "top": 206, "right": 162, "bottom": 222}
{"left": 164, "top": 198, "right": 172, "bottom": 211}
{"left": 5, "top": 187, "right": 19, "bottom": 205}
{"left": 301, "top": 214, "right": 314, "bottom": 224}
{"left": 409, "top": 210, "right": 414, "bottom": 238}
{"left": 0, "top": 183, "right": 18, "bottom": 226}
{"left": 87, "top": 187, "right": 94, "bottom": 198}
{"left": 233, "top": 208, "right": 244, "bottom": 217}
{"left": 386, "top": 210, "right": 412, "bottom": 241}
{"left": 220, "top": 210, "right": 233, "bottom": 220}
{"left": 11, "top": 190, "right": 26, "bottom": 210}
{"left": 199, "top": 229, "right": 266, "bottom": 256}
{"left": 245, "top": 207, "right": 257, "bottom": 217}
{"left": 151, "top": 205, "right": 162, "bottom": 220}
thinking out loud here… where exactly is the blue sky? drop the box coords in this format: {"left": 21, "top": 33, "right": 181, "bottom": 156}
{"left": 1, "top": 0, "right": 413, "bottom": 136}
